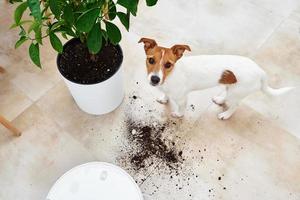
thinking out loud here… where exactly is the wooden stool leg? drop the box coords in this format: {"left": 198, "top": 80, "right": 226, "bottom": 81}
{"left": 0, "top": 115, "right": 21, "bottom": 137}
{"left": 0, "top": 66, "right": 6, "bottom": 74}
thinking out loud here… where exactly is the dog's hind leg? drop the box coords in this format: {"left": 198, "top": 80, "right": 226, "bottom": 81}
{"left": 217, "top": 85, "right": 249, "bottom": 120}
{"left": 218, "top": 99, "right": 238, "bottom": 120}
{"left": 212, "top": 88, "right": 227, "bottom": 106}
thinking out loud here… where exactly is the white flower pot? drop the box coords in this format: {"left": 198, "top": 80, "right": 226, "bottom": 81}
{"left": 61, "top": 67, "right": 124, "bottom": 115}
{"left": 57, "top": 40, "right": 124, "bottom": 115}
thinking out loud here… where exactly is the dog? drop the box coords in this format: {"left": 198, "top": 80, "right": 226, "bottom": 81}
{"left": 138, "top": 38, "right": 294, "bottom": 120}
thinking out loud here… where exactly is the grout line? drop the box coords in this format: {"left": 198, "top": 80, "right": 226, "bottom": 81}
{"left": 32, "top": 99, "right": 98, "bottom": 159}
{"left": 248, "top": 1, "right": 300, "bottom": 58}
{"left": 250, "top": 17, "right": 286, "bottom": 59}
{"left": 247, "top": 1, "right": 292, "bottom": 18}
{"left": 30, "top": 77, "right": 64, "bottom": 104}
{"left": 3, "top": 83, "right": 34, "bottom": 122}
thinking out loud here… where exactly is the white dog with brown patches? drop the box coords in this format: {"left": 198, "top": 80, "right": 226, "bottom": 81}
{"left": 139, "top": 38, "right": 294, "bottom": 120}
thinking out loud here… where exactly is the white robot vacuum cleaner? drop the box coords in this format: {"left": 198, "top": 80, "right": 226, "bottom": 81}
{"left": 46, "top": 162, "right": 144, "bottom": 200}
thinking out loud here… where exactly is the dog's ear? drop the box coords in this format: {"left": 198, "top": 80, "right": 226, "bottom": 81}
{"left": 171, "top": 45, "right": 191, "bottom": 59}
{"left": 138, "top": 38, "right": 157, "bottom": 52}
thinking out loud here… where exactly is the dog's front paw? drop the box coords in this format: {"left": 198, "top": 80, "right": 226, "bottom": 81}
{"left": 171, "top": 111, "right": 184, "bottom": 118}
{"left": 156, "top": 98, "right": 168, "bottom": 104}
{"left": 218, "top": 111, "right": 233, "bottom": 120}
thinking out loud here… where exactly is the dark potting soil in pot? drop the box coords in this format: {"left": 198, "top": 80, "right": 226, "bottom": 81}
{"left": 57, "top": 38, "right": 123, "bottom": 84}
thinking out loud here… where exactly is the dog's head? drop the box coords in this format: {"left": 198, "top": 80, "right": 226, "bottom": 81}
{"left": 139, "top": 38, "right": 191, "bottom": 86}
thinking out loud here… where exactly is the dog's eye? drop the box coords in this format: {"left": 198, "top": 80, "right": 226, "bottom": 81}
{"left": 148, "top": 58, "right": 155, "bottom": 64}
{"left": 164, "top": 62, "right": 172, "bottom": 69}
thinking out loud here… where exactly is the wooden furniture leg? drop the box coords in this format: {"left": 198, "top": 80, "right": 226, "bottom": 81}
{"left": 0, "top": 115, "right": 21, "bottom": 137}
{"left": 0, "top": 67, "right": 20, "bottom": 136}
{"left": 0, "top": 66, "right": 6, "bottom": 74}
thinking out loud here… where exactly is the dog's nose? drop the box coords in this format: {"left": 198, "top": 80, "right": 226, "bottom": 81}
{"left": 151, "top": 75, "right": 160, "bottom": 85}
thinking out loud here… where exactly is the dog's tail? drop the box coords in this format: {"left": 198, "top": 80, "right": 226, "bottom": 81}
{"left": 261, "top": 75, "right": 294, "bottom": 96}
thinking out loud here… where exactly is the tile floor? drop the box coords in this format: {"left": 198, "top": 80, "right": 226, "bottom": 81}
{"left": 0, "top": 1, "right": 300, "bottom": 200}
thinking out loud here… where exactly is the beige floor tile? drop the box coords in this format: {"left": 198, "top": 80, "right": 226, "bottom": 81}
{"left": 39, "top": 40, "right": 62, "bottom": 64}
{"left": 252, "top": 18, "right": 300, "bottom": 82}
{"left": 249, "top": 0, "right": 300, "bottom": 17}
{"left": 0, "top": 125, "right": 12, "bottom": 143}
{"left": 0, "top": 55, "right": 61, "bottom": 102}
{"left": 0, "top": 2, "right": 60, "bottom": 102}
{"left": 140, "top": 105, "right": 300, "bottom": 200}
{"left": 244, "top": 87, "right": 300, "bottom": 139}
{"left": 0, "top": 2, "right": 60, "bottom": 70}
{"left": 0, "top": 45, "right": 24, "bottom": 80}
{"left": 36, "top": 83, "right": 97, "bottom": 136}
{"left": 0, "top": 3, "right": 18, "bottom": 47}
{"left": 0, "top": 79, "right": 32, "bottom": 120}
{"left": 41, "top": 59, "right": 62, "bottom": 84}
{"left": 290, "top": 6, "right": 300, "bottom": 21}
{"left": 10, "top": 71, "right": 56, "bottom": 101}
{"left": 0, "top": 105, "right": 96, "bottom": 200}
{"left": 35, "top": 82, "right": 164, "bottom": 185}
{"left": 1, "top": 1, "right": 300, "bottom": 199}
{"left": 131, "top": 0, "right": 283, "bottom": 56}
{"left": 244, "top": 17, "right": 300, "bottom": 137}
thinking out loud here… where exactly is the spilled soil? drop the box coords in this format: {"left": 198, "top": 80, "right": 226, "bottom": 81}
{"left": 124, "top": 118, "right": 183, "bottom": 170}
{"left": 116, "top": 93, "right": 230, "bottom": 198}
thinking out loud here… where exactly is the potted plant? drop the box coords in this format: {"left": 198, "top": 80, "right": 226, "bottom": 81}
{"left": 9, "top": 0, "right": 158, "bottom": 115}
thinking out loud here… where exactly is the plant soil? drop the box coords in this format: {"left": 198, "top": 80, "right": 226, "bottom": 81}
{"left": 123, "top": 118, "right": 183, "bottom": 170}
{"left": 57, "top": 38, "right": 123, "bottom": 84}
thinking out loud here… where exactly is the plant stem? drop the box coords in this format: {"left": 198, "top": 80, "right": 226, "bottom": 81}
{"left": 90, "top": 53, "right": 97, "bottom": 62}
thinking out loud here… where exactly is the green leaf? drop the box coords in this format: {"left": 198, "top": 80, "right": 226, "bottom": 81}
{"left": 27, "top": 21, "right": 42, "bottom": 44}
{"left": 102, "top": 30, "right": 108, "bottom": 41}
{"left": 146, "top": 0, "right": 158, "bottom": 6}
{"left": 14, "top": 2, "right": 28, "bottom": 25}
{"left": 28, "top": 21, "right": 39, "bottom": 33}
{"left": 117, "top": 0, "right": 138, "bottom": 14}
{"left": 105, "top": 21, "right": 121, "bottom": 45}
{"left": 49, "top": 32, "right": 63, "bottom": 53}
{"left": 15, "top": 36, "right": 27, "bottom": 49}
{"left": 117, "top": 12, "right": 129, "bottom": 31}
{"left": 49, "top": 0, "right": 64, "bottom": 19}
{"left": 10, "top": 20, "right": 32, "bottom": 29}
{"left": 108, "top": 0, "right": 116, "bottom": 20}
{"left": 29, "top": 43, "right": 41, "bottom": 68}
{"left": 63, "top": 4, "right": 74, "bottom": 25}
{"left": 75, "top": 7, "right": 100, "bottom": 33}
{"left": 34, "top": 26, "right": 42, "bottom": 44}
{"left": 130, "top": 3, "right": 138, "bottom": 16}
{"left": 87, "top": 23, "right": 102, "bottom": 54}
{"left": 19, "top": 26, "right": 26, "bottom": 36}
{"left": 9, "top": 0, "right": 23, "bottom": 3}
{"left": 54, "top": 26, "right": 77, "bottom": 37}
{"left": 27, "top": 0, "right": 42, "bottom": 22}
{"left": 50, "top": 21, "right": 64, "bottom": 31}
{"left": 61, "top": 32, "right": 68, "bottom": 40}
